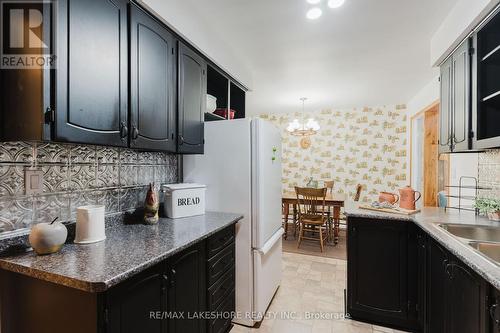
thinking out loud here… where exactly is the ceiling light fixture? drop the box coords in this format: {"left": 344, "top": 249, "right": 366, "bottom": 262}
{"left": 306, "top": 7, "right": 322, "bottom": 20}
{"left": 327, "top": 0, "right": 345, "bottom": 9}
{"left": 306, "top": 0, "right": 321, "bottom": 4}
{"left": 286, "top": 98, "right": 320, "bottom": 137}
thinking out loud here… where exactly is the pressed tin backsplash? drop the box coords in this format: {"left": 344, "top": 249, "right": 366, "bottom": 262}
{"left": 0, "top": 142, "right": 178, "bottom": 237}
{"left": 478, "top": 149, "right": 500, "bottom": 199}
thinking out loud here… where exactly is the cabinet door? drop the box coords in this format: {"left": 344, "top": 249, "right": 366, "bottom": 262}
{"left": 167, "top": 242, "right": 207, "bottom": 333}
{"left": 490, "top": 288, "right": 500, "bottom": 333}
{"left": 106, "top": 265, "right": 167, "bottom": 333}
{"left": 439, "top": 57, "right": 453, "bottom": 153}
{"left": 452, "top": 40, "right": 471, "bottom": 152}
{"left": 416, "top": 228, "right": 427, "bottom": 329}
{"left": 407, "top": 224, "right": 421, "bottom": 329}
{"left": 130, "top": 5, "right": 177, "bottom": 152}
{"left": 55, "top": 0, "right": 128, "bottom": 146}
{"left": 347, "top": 218, "right": 410, "bottom": 328}
{"left": 426, "top": 239, "right": 448, "bottom": 333}
{"left": 447, "top": 261, "right": 488, "bottom": 333}
{"left": 178, "top": 42, "right": 206, "bottom": 154}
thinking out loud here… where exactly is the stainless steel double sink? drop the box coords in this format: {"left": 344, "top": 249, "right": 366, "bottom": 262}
{"left": 438, "top": 224, "right": 500, "bottom": 265}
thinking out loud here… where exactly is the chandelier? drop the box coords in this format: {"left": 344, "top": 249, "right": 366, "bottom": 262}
{"left": 286, "top": 98, "right": 320, "bottom": 136}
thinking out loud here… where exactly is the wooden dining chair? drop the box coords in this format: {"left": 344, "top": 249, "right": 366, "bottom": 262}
{"left": 324, "top": 180, "right": 335, "bottom": 194}
{"left": 337, "top": 184, "right": 364, "bottom": 231}
{"left": 295, "top": 187, "right": 328, "bottom": 252}
{"left": 353, "top": 184, "right": 363, "bottom": 202}
{"left": 320, "top": 180, "right": 335, "bottom": 241}
{"left": 282, "top": 203, "right": 298, "bottom": 239}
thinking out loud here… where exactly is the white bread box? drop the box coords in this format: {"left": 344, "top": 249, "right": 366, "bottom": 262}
{"left": 163, "top": 183, "right": 206, "bottom": 218}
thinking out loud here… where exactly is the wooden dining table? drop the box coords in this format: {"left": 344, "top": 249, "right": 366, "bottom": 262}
{"left": 282, "top": 191, "right": 347, "bottom": 244}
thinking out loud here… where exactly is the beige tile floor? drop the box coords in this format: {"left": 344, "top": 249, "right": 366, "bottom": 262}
{"left": 230, "top": 252, "right": 408, "bottom": 333}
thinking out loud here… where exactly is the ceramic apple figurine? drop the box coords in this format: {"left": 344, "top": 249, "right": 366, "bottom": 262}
{"left": 29, "top": 218, "right": 68, "bottom": 255}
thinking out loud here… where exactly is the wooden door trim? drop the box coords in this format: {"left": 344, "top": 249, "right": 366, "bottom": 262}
{"left": 409, "top": 100, "right": 439, "bottom": 207}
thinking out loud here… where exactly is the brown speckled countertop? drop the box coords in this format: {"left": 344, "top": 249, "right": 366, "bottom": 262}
{"left": 0, "top": 212, "right": 242, "bottom": 293}
{"left": 345, "top": 202, "right": 500, "bottom": 290}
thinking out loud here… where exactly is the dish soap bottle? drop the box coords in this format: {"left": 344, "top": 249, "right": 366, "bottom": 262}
{"left": 144, "top": 183, "right": 159, "bottom": 225}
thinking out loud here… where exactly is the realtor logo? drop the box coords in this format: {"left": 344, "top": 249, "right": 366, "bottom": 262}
{"left": 1, "top": 0, "right": 56, "bottom": 69}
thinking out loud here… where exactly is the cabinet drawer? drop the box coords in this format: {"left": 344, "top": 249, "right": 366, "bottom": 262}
{"left": 207, "top": 244, "right": 235, "bottom": 287}
{"left": 208, "top": 266, "right": 235, "bottom": 311}
{"left": 207, "top": 225, "right": 235, "bottom": 259}
{"left": 208, "top": 291, "right": 235, "bottom": 333}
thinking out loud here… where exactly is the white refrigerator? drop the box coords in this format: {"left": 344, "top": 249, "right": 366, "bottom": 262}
{"left": 183, "top": 118, "right": 283, "bottom": 327}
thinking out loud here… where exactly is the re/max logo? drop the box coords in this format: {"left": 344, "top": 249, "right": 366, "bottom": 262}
{"left": 177, "top": 197, "right": 201, "bottom": 206}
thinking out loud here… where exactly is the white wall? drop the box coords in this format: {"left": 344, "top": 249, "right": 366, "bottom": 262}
{"left": 140, "top": 0, "right": 253, "bottom": 89}
{"left": 407, "top": 75, "right": 440, "bottom": 118}
{"left": 431, "top": 0, "right": 500, "bottom": 66}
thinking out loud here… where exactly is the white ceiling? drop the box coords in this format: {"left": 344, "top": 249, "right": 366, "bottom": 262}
{"left": 186, "top": 0, "right": 458, "bottom": 115}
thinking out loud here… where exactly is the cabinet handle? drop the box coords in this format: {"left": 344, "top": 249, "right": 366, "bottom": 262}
{"left": 490, "top": 303, "right": 500, "bottom": 327}
{"left": 161, "top": 274, "right": 168, "bottom": 293}
{"left": 445, "top": 263, "right": 453, "bottom": 279}
{"left": 120, "top": 122, "right": 128, "bottom": 139}
{"left": 178, "top": 135, "right": 184, "bottom": 145}
{"left": 170, "top": 269, "right": 176, "bottom": 288}
{"left": 132, "top": 126, "right": 139, "bottom": 140}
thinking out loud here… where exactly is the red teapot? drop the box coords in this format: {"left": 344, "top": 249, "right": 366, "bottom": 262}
{"left": 398, "top": 186, "right": 421, "bottom": 210}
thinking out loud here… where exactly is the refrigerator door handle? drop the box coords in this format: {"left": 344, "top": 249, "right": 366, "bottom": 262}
{"left": 255, "top": 228, "right": 284, "bottom": 255}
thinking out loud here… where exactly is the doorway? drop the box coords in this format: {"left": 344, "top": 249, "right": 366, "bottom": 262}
{"left": 410, "top": 102, "right": 440, "bottom": 207}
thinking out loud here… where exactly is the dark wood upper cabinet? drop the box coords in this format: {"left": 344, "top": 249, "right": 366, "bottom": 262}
{"left": 129, "top": 4, "right": 177, "bottom": 152}
{"left": 439, "top": 56, "right": 453, "bottom": 154}
{"left": 439, "top": 39, "right": 471, "bottom": 153}
{"left": 55, "top": 0, "right": 129, "bottom": 146}
{"left": 473, "top": 9, "right": 500, "bottom": 150}
{"left": 178, "top": 42, "right": 206, "bottom": 154}
{"left": 452, "top": 40, "right": 472, "bottom": 152}
{"left": 0, "top": 0, "right": 249, "bottom": 153}
{"left": 347, "top": 217, "right": 418, "bottom": 331}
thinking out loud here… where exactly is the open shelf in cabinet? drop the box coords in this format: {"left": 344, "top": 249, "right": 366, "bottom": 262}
{"left": 206, "top": 64, "right": 246, "bottom": 121}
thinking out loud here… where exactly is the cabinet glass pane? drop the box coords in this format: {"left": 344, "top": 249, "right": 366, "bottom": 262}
{"left": 439, "top": 60, "right": 451, "bottom": 148}
{"left": 477, "top": 12, "right": 500, "bottom": 141}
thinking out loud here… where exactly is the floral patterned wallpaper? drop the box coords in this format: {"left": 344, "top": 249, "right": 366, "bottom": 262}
{"left": 260, "top": 105, "right": 408, "bottom": 203}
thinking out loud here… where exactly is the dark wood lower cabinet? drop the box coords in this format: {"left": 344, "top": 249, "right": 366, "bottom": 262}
{"left": 490, "top": 288, "right": 500, "bottom": 332}
{"left": 347, "top": 217, "right": 418, "bottom": 331}
{"left": 426, "top": 239, "right": 448, "bottom": 333}
{"left": 347, "top": 216, "right": 493, "bottom": 333}
{"left": 447, "top": 261, "right": 488, "bottom": 333}
{"left": 167, "top": 242, "right": 207, "bottom": 333}
{"left": 426, "top": 237, "right": 488, "bottom": 333}
{"left": 105, "top": 227, "right": 235, "bottom": 333}
{"left": 0, "top": 225, "right": 235, "bottom": 333}
{"left": 106, "top": 265, "right": 167, "bottom": 333}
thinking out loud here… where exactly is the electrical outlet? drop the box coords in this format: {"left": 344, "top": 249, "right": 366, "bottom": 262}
{"left": 25, "top": 169, "right": 43, "bottom": 195}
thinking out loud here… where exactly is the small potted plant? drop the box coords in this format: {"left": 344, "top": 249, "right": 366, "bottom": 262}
{"left": 474, "top": 198, "right": 500, "bottom": 221}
